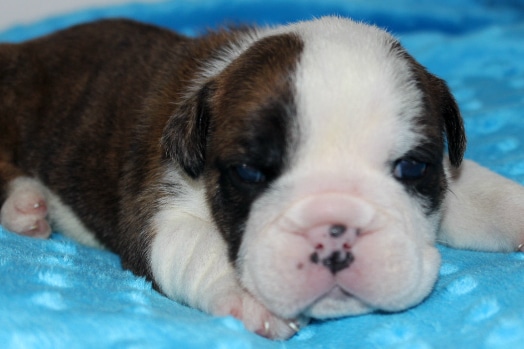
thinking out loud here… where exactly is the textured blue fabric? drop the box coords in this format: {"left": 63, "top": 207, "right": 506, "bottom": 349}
{"left": 1, "top": 1, "right": 524, "bottom": 348}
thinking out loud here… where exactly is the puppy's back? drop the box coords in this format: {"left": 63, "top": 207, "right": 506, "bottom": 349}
{"left": 0, "top": 20, "right": 189, "bottom": 246}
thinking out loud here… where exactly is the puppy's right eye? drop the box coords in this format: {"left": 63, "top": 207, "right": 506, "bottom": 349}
{"left": 232, "top": 164, "right": 267, "bottom": 184}
{"left": 393, "top": 159, "right": 428, "bottom": 181}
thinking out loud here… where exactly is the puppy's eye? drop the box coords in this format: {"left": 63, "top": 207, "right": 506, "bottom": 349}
{"left": 233, "top": 164, "right": 266, "bottom": 184}
{"left": 393, "top": 159, "right": 428, "bottom": 180}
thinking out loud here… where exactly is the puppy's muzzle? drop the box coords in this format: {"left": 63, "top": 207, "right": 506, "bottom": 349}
{"left": 243, "top": 191, "right": 440, "bottom": 319}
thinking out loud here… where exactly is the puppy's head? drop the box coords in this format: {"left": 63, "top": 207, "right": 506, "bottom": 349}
{"left": 163, "top": 17, "right": 465, "bottom": 319}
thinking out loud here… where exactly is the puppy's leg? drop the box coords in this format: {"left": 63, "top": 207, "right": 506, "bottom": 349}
{"left": 150, "top": 210, "right": 301, "bottom": 339}
{"left": 0, "top": 176, "right": 51, "bottom": 238}
{"left": 439, "top": 159, "right": 524, "bottom": 252}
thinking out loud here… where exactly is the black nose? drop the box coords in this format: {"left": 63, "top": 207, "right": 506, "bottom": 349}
{"left": 322, "top": 250, "right": 354, "bottom": 274}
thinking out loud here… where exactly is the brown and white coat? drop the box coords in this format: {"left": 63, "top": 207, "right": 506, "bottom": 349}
{"left": 1, "top": 17, "right": 523, "bottom": 339}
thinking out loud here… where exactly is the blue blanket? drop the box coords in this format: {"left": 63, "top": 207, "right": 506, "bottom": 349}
{"left": 1, "top": 1, "right": 524, "bottom": 348}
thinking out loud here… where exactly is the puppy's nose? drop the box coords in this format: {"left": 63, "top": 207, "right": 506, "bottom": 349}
{"left": 283, "top": 194, "right": 375, "bottom": 274}
{"left": 308, "top": 224, "right": 358, "bottom": 274}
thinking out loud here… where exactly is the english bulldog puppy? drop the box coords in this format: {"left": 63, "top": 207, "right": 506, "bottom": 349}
{"left": 1, "top": 16, "right": 523, "bottom": 339}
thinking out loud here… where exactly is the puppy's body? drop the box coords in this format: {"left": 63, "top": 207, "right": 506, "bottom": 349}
{"left": 0, "top": 21, "right": 240, "bottom": 275}
{"left": 1, "top": 18, "right": 523, "bottom": 339}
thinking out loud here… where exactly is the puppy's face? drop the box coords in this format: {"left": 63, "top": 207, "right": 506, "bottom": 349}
{"left": 163, "top": 18, "right": 465, "bottom": 320}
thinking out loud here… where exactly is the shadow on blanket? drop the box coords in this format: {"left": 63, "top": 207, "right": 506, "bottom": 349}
{"left": 1, "top": 0, "right": 524, "bottom": 348}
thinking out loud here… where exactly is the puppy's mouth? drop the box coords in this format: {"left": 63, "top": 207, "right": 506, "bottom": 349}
{"left": 319, "top": 286, "right": 354, "bottom": 302}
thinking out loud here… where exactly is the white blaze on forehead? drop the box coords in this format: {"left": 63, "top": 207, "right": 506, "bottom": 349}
{"left": 289, "top": 17, "right": 424, "bottom": 169}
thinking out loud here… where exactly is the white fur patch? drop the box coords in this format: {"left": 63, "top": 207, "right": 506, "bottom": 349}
{"left": 46, "top": 189, "right": 103, "bottom": 248}
{"left": 149, "top": 166, "right": 236, "bottom": 311}
{"left": 440, "top": 159, "right": 524, "bottom": 251}
{"left": 292, "top": 17, "right": 424, "bottom": 170}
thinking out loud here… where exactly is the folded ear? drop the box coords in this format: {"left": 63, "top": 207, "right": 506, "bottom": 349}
{"left": 398, "top": 44, "right": 466, "bottom": 167}
{"left": 161, "top": 82, "right": 214, "bottom": 178}
{"left": 432, "top": 75, "right": 466, "bottom": 167}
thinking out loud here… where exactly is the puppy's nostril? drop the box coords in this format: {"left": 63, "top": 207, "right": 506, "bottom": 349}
{"left": 329, "top": 224, "right": 346, "bottom": 238}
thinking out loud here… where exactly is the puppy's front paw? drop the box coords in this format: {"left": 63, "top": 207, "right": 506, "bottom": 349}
{"left": 1, "top": 179, "right": 51, "bottom": 238}
{"left": 213, "top": 291, "right": 305, "bottom": 339}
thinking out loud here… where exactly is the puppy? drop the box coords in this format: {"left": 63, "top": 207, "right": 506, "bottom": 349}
{"left": 1, "top": 17, "right": 523, "bottom": 339}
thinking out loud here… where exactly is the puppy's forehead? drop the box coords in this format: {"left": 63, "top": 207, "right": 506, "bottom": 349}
{"left": 213, "top": 33, "right": 302, "bottom": 120}
{"left": 209, "top": 33, "right": 303, "bottom": 161}
{"left": 290, "top": 18, "right": 424, "bottom": 165}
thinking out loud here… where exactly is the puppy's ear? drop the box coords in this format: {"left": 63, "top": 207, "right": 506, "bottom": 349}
{"left": 161, "top": 82, "right": 214, "bottom": 178}
{"left": 398, "top": 45, "right": 466, "bottom": 167}
{"left": 433, "top": 76, "right": 466, "bottom": 167}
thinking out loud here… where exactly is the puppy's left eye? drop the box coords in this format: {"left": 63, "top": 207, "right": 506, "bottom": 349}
{"left": 233, "top": 164, "right": 267, "bottom": 184}
{"left": 393, "top": 159, "right": 428, "bottom": 180}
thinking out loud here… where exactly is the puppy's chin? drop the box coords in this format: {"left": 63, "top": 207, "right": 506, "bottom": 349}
{"left": 303, "top": 287, "right": 374, "bottom": 318}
